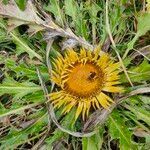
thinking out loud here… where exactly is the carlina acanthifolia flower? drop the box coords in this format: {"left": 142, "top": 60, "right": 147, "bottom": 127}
{"left": 49, "top": 48, "right": 124, "bottom": 120}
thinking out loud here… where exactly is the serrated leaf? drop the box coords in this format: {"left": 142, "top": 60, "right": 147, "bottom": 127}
{"left": 64, "top": 0, "right": 88, "bottom": 39}
{"left": 87, "top": 2, "right": 101, "bottom": 24}
{"left": 108, "top": 110, "right": 136, "bottom": 150}
{"left": 82, "top": 127, "right": 104, "bottom": 150}
{"left": 121, "top": 59, "right": 150, "bottom": 83}
{"left": 11, "top": 31, "right": 43, "bottom": 61}
{"left": 5, "top": 58, "right": 49, "bottom": 81}
{"left": 44, "top": 0, "right": 64, "bottom": 26}
{"left": 0, "top": 77, "right": 41, "bottom": 99}
{"left": 138, "top": 95, "right": 150, "bottom": 105}
{"left": 65, "top": 0, "right": 77, "bottom": 22}
{"left": 124, "top": 13, "right": 150, "bottom": 58}
{"left": 125, "top": 104, "right": 150, "bottom": 125}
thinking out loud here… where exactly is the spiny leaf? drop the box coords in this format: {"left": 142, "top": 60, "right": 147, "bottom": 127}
{"left": 11, "top": 31, "right": 43, "bottom": 61}
{"left": 5, "top": 58, "right": 49, "bottom": 81}
{"left": 123, "top": 12, "right": 150, "bottom": 58}
{"left": 44, "top": 0, "right": 64, "bottom": 26}
{"left": 0, "top": 77, "right": 41, "bottom": 99}
{"left": 64, "top": 0, "right": 88, "bottom": 39}
{"left": 121, "top": 59, "right": 150, "bottom": 83}
{"left": 125, "top": 104, "right": 150, "bottom": 125}
{"left": 65, "top": 0, "right": 78, "bottom": 22}
{"left": 108, "top": 110, "right": 137, "bottom": 150}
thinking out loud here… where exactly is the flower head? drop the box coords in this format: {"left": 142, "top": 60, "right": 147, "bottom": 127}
{"left": 49, "top": 48, "right": 123, "bottom": 120}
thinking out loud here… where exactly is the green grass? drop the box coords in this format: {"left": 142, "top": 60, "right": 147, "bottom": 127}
{"left": 0, "top": 0, "right": 150, "bottom": 149}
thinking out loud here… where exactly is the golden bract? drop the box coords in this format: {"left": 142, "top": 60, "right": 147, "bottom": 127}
{"left": 49, "top": 48, "right": 123, "bottom": 120}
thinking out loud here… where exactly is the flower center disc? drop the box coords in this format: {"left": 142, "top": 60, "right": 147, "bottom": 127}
{"left": 64, "top": 62, "right": 104, "bottom": 98}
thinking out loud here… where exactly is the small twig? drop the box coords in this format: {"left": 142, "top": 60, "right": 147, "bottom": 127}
{"left": 133, "top": 49, "right": 150, "bottom": 61}
{"left": 130, "top": 45, "right": 150, "bottom": 60}
{"left": 46, "top": 39, "right": 54, "bottom": 75}
{"left": 46, "top": 39, "right": 55, "bottom": 92}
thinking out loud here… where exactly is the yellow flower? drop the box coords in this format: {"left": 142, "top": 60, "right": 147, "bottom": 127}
{"left": 49, "top": 48, "right": 123, "bottom": 120}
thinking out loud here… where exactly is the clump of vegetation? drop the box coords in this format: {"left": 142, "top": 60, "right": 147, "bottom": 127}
{"left": 0, "top": 0, "right": 150, "bottom": 149}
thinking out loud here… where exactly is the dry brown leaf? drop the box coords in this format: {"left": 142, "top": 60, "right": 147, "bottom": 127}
{"left": 0, "top": 0, "right": 43, "bottom": 23}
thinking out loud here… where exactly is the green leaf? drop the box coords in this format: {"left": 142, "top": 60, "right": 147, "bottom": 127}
{"left": 88, "top": 2, "right": 101, "bottom": 24}
{"left": 138, "top": 95, "right": 150, "bottom": 105}
{"left": 123, "top": 13, "right": 150, "bottom": 58}
{"left": 108, "top": 110, "right": 136, "bottom": 150}
{"left": 125, "top": 104, "right": 150, "bottom": 125}
{"left": 82, "top": 127, "right": 104, "bottom": 150}
{"left": 15, "top": 0, "right": 27, "bottom": 10}
{"left": 10, "top": 31, "right": 43, "bottom": 61}
{"left": 44, "top": 0, "right": 64, "bottom": 26}
{"left": 64, "top": 0, "right": 88, "bottom": 39}
{"left": 5, "top": 58, "right": 49, "bottom": 81}
{"left": 65, "top": 0, "right": 78, "bottom": 22}
{"left": 137, "top": 13, "right": 150, "bottom": 36}
{"left": 0, "top": 77, "right": 41, "bottom": 99}
{"left": 121, "top": 59, "right": 150, "bottom": 83}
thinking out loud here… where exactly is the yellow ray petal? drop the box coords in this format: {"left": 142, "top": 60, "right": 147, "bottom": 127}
{"left": 87, "top": 50, "right": 93, "bottom": 59}
{"left": 80, "top": 48, "right": 87, "bottom": 58}
{"left": 54, "top": 98, "right": 67, "bottom": 108}
{"left": 100, "top": 92, "right": 114, "bottom": 103}
{"left": 105, "top": 62, "right": 120, "bottom": 73}
{"left": 91, "top": 99, "right": 97, "bottom": 109}
{"left": 82, "top": 102, "right": 87, "bottom": 120}
{"left": 68, "top": 50, "right": 79, "bottom": 62}
{"left": 49, "top": 91, "right": 64, "bottom": 100}
{"left": 93, "top": 97, "right": 100, "bottom": 109}
{"left": 96, "top": 93, "right": 110, "bottom": 109}
{"left": 62, "top": 101, "right": 77, "bottom": 114}
{"left": 86, "top": 101, "right": 91, "bottom": 117}
{"left": 54, "top": 94, "right": 73, "bottom": 108}
{"left": 102, "top": 86, "right": 124, "bottom": 93}
{"left": 51, "top": 77, "right": 61, "bottom": 86}
{"left": 106, "top": 74, "right": 119, "bottom": 82}
{"left": 93, "top": 46, "right": 101, "bottom": 60}
{"left": 97, "top": 53, "right": 109, "bottom": 69}
{"left": 75, "top": 102, "right": 84, "bottom": 120}
{"left": 51, "top": 95, "right": 66, "bottom": 104}
{"left": 104, "top": 81, "right": 120, "bottom": 86}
